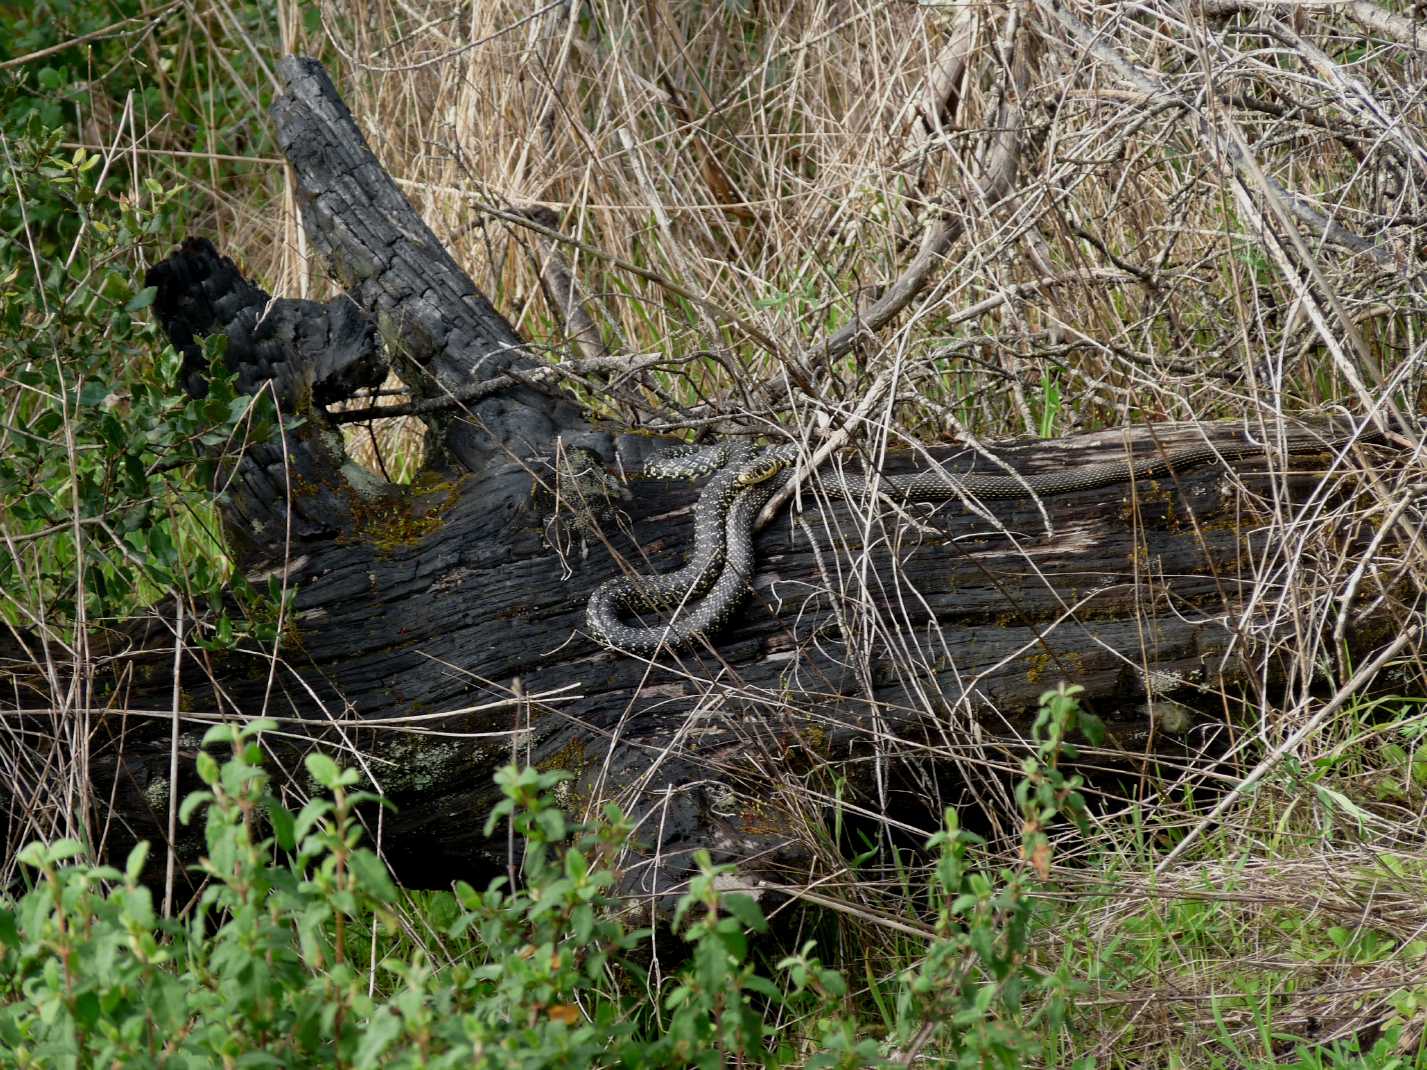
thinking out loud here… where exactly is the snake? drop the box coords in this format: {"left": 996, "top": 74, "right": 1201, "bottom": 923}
{"left": 586, "top": 430, "right": 1347, "bottom": 655}
{"left": 585, "top": 443, "right": 781, "bottom": 655}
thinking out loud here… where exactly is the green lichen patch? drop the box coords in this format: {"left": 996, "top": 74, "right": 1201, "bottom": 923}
{"left": 1026, "top": 649, "right": 1087, "bottom": 685}
{"left": 341, "top": 475, "right": 463, "bottom": 555}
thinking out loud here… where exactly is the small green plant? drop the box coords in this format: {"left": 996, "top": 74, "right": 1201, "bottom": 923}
{"left": 887, "top": 683, "right": 1098, "bottom": 1068}
{"left": 1036, "top": 369, "right": 1063, "bottom": 439}
{"left": 654, "top": 851, "right": 785, "bottom": 1067}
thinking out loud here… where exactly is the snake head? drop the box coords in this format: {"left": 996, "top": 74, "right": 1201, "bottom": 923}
{"left": 735, "top": 457, "right": 786, "bottom": 486}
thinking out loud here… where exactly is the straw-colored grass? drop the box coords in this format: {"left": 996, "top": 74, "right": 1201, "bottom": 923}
{"left": 7, "top": 0, "right": 1427, "bottom": 1063}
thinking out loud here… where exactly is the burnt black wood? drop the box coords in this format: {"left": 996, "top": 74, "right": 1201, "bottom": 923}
{"left": 12, "top": 57, "right": 1399, "bottom": 906}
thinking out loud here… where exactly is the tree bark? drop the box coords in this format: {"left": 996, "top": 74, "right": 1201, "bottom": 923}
{"left": 6, "top": 58, "right": 1411, "bottom": 908}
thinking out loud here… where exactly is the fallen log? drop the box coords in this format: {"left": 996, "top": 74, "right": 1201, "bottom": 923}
{"left": 6, "top": 57, "right": 1416, "bottom": 908}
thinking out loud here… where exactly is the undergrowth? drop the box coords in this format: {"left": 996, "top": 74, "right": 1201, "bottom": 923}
{"left": 4, "top": 691, "right": 1419, "bottom": 1067}
{"left": 5, "top": 1, "right": 1427, "bottom": 1066}
{"left": 1, "top": 687, "right": 1097, "bottom": 1069}
{"left": 0, "top": 120, "right": 279, "bottom": 635}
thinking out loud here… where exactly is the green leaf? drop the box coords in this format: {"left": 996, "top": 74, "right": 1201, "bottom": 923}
{"left": 0, "top": 909, "right": 17, "bottom": 948}
{"left": 79, "top": 380, "right": 113, "bottom": 407}
{"left": 1377, "top": 853, "right": 1408, "bottom": 878}
{"left": 123, "top": 886, "right": 155, "bottom": 929}
{"left": 1315, "top": 784, "right": 1375, "bottom": 829}
{"left": 73, "top": 991, "right": 100, "bottom": 1029}
{"left": 721, "top": 893, "right": 769, "bottom": 934}
{"left": 45, "top": 838, "right": 85, "bottom": 864}
{"left": 125, "top": 285, "right": 157, "bottom": 311}
{"left": 267, "top": 801, "right": 296, "bottom": 851}
{"left": 234, "top": 1053, "right": 285, "bottom": 1067}
{"left": 353, "top": 1008, "right": 404, "bottom": 1068}
{"left": 744, "top": 975, "right": 782, "bottom": 1002}
{"left": 305, "top": 752, "right": 341, "bottom": 789}
{"left": 572, "top": 903, "right": 594, "bottom": 943}
{"left": 195, "top": 750, "right": 219, "bottom": 785}
{"left": 178, "top": 790, "right": 212, "bottom": 824}
{"left": 348, "top": 850, "right": 397, "bottom": 904}
{"left": 1078, "top": 708, "right": 1105, "bottom": 746}
{"left": 293, "top": 798, "right": 332, "bottom": 843}
{"left": 241, "top": 717, "right": 278, "bottom": 740}
{"left": 125, "top": 841, "right": 150, "bottom": 883}
{"left": 201, "top": 724, "right": 240, "bottom": 748}
{"left": 146, "top": 524, "right": 174, "bottom": 562}
{"left": 565, "top": 847, "right": 588, "bottom": 879}
{"left": 970, "top": 924, "right": 997, "bottom": 968}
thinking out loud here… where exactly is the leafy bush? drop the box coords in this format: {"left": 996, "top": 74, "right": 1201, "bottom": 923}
{"left": 0, "top": 116, "right": 279, "bottom": 637}
{"left": 0, "top": 687, "right": 1106, "bottom": 1068}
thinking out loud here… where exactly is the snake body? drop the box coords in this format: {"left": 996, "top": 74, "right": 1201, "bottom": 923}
{"left": 587, "top": 433, "right": 1337, "bottom": 655}
{"left": 585, "top": 443, "right": 778, "bottom": 654}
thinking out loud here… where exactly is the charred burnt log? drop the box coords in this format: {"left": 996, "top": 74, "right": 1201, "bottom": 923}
{"left": 10, "top": 57, "right": 1416, "bottom": 908}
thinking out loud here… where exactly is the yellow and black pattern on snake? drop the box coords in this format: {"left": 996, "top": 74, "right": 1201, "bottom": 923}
{"left": 587, "top": 432, "right": 1341, "bottom": 655}
{"left": 585, "top": 443, "right": 783, "bottom": 654}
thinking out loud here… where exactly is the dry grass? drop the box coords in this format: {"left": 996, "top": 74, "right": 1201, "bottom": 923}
{"left": 10, "top": 0, "right": 1427, "bottom": 1063}
{"left": 300, "top": 2, "right": 1427, "bottom": 1060}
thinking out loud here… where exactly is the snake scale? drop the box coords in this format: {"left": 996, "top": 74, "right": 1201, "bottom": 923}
{"left": 586, "top": 432, "right": 1343, "bottom": 655}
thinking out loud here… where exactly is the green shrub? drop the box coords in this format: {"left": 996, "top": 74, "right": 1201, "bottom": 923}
{"left": 0, "top": 116, "right": 279, "bottom": 639}
{"left": 0, "top": 686, "right": 1108, "bottom": 1068}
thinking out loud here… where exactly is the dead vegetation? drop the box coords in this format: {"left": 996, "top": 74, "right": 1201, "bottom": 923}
{"left": 9, "top": 0, "right": 1427, "bottom": 1063}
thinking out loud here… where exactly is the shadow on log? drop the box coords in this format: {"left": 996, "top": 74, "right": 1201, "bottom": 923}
{"left": 6, "top": 57, "right": 1419, "bottom": 912}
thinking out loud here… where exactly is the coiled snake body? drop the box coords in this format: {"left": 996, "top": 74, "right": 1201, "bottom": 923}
{"left": 585, "top": 443, "right": 783, "bottom": 655}
{"left": 586, "top": 433, "right": 1337, "bottom": 655}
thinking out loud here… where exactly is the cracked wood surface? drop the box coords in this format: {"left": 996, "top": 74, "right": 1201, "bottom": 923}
{"left": 9, "top": 55, "right": 1402, "bottom": 905}
{"left": 91, "top": 419, "right": 1364, "bottom": 896}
